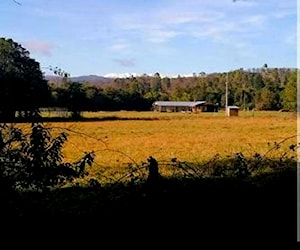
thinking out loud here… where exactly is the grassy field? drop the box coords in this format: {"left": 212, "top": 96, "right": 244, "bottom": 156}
{"left": 0, "top": 110, "right": 295, "bottom": 242}
{"left": 25, "top": 110, "right": 296, "bottom": 180}
{"left": 2, "top": 110, "right": 296, "bottom": 234}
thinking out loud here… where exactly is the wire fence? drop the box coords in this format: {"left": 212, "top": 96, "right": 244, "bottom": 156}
{"left": 43, "top": 124, "right": 299, "bottom": 185}
{"left": 2, "top": 116, "right": 297, "bottom": 186}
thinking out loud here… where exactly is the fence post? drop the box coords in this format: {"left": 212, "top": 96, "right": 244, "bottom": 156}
{"left": 147, "top": 156, "right": 160, "bottom": 183}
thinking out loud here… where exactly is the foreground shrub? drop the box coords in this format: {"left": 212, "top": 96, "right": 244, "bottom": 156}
{"left": 0, "top": 122, "right": 94, "bottom": 192}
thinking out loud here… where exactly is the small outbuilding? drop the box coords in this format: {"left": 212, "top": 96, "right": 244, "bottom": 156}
{"left": 226, "top": 105, "right": 240, "bottom": 116}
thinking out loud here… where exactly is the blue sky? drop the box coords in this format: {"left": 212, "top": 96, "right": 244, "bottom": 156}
{"left": 1, "top": 0, "right": 297, "bottom": 77}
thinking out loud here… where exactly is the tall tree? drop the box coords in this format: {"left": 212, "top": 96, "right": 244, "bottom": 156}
{"left": 281, "top": 71, "right": 297, "bottom": 111}
{"left": 162, "top": 77, "right": 171, "bottom": 91}
{"left": 64, "top": 82, "right": 87, "bottom": 119}
{"left": 151, "top": 72, "right": 162, "bottom": 93}
{"left": 0, "top": 38, "right": 50, "bottom": 120}
{"left": 255, "top": 87, "right": 280, "bottom": 110}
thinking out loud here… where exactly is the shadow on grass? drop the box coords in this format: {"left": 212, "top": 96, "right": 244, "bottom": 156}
{"left": 1, "top": 166, "right": 296, "bottom": 243}
{"left": 0, "top": 116, "right": 160, "bottom": 123}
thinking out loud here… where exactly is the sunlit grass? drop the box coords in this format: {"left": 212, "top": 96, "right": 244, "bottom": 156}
{"left": 33, "top": 111, "right": 297, "bottom": 175}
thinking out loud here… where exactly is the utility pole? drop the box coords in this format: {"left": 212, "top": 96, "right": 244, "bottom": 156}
{"left": 225, "top": 72, "right": 228, "bottom": 115}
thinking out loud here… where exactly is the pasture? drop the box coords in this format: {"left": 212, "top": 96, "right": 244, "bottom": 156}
{"left": 2, "top": 110, "right": 296, "bottom": 233}
{"left": 31, "top": 110, "right": 297, "bottom": 180}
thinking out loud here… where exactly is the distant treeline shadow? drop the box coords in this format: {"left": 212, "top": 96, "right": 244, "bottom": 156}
{"left": 0, "top": 116, "right": 160, "bottom": 123}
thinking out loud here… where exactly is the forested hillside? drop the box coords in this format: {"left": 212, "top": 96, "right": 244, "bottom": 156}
{"left": 48, "top": 67, "right": 297, "bottom": 113}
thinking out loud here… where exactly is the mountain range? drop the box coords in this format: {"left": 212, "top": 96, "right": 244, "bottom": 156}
{"left": 45, "top": 74, "right": 112, "bottom": 84}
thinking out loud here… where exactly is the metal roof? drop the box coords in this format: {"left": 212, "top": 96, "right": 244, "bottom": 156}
{"left": 227, "top": 105, "right": 240, "bottom": 109}
{"left": 153, "top": 101, "right": 206, "bottom": 107}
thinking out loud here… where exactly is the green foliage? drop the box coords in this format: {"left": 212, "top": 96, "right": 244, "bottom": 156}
{"left": 152, "top": 74, "right": 162, "bottom": 92}
{"left": 0, "top": 37, "right": 295, "bottom": 114}
{"left": 255, "top": 87, "right": 278, "bottom": 110}
{"left": 0, "top": 38, "right": 50, "bottom": 120}
{"left": 47, "top": 67, "right": 296, "bottom": 112}
{"left": 49, "top": 66, "right": 70, "bottom": 81}
{"left": 64, "top": 82, "right": 87, "bottom": 119}
{"left": 0, "top": 122, "right": 95, "bottom": 191}
{"left": 48, "top": 67, "right": 86, "bottom": 119}
{"left": 281, "top": 71, "right": 297, "bottom": 111}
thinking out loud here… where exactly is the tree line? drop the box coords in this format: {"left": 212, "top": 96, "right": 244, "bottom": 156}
{"left": 0, "top": 37, "right": 297, "bottom": 120}
{"left": 48, "top": 66, "right": 297, "bottom": 114}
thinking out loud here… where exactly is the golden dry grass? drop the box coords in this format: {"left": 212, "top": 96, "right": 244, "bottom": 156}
{"left": 34, "top": 110, "right": 297, "bottom": 178}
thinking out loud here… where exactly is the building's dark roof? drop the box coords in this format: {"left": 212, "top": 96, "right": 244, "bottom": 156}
{"left": 153, "top": 101, "right": 206, "bottom": 107}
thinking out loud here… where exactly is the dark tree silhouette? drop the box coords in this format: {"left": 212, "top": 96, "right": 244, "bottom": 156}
{"left": 0, "top": 38, "right": 50, "bottom": 120}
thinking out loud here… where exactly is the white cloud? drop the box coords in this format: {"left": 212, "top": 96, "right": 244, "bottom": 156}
{"left": 108, "top": 43, "right": 129, "bottom": 52}
{"left": 272, "top": 11, "right": 294, "bottom": 19}
{"left": 161, "top": 11, "right": 224, "bottom": 25}
{"left": 189, "top": 26, "right": 222, "bottom": 40}
{"left": 102, "top": 0, "right": 296, "bottom": 67}
{"left": 284, "top": 33, "right": 296, "bottom": 46}
{"left": 146, "top": 29, "right": 180, "bottom": 43}
{"left": 111, "top": 1, "right": 270, "bottom": 47}
{"left": 113, "top": 8, "right": 225, "bottom": 44}
{"left": 241, "top": 15, "right": 265, "bottom": 26}
{"left": 164, "top": 15, "right": 198, "bottom": 25}
{"left": 113, "top": 58, "right": 136, "bottom": 67}
{"left": 23, "top": 40, "right": 55, "bottom": 56}
{"left": 12, "top": 0, "right": 295, "bottom": 76}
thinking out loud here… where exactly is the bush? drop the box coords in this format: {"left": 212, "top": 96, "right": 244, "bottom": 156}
{"left": 0, "top": 122, "right": 95, "bottom": 192}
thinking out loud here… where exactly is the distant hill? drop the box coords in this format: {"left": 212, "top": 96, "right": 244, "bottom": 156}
{"left": 70, "top": 75, "right": 112, "bottom": 83}
{"left": 45, "top": 75, "right": 112, "bottom": 84}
